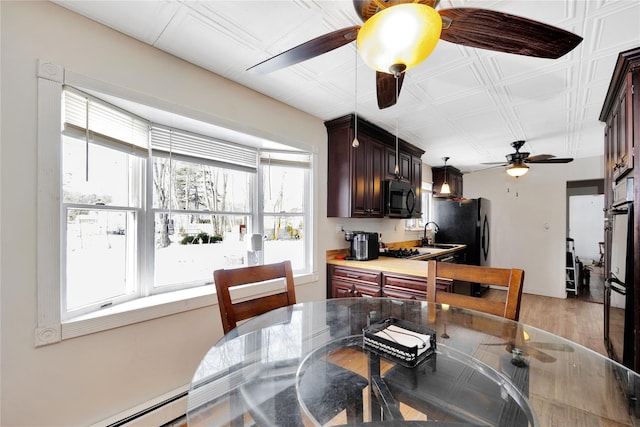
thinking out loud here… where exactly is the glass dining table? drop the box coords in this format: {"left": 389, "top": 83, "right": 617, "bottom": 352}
{"left": 187, "top": 298, "right": 640, "bottom": 426}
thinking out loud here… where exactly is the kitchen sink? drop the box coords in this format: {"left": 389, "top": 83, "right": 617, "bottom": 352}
{"left": 415, "top": 243, "right": 459, "bottom": 249}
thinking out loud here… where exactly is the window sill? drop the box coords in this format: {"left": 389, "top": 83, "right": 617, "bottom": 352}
{"left": 59, "top": 272, "right": 318, "bottom": 342}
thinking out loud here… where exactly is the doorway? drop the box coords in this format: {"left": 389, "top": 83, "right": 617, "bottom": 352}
{"left": 567, "top": 180, "right": 605, "bottom": 303}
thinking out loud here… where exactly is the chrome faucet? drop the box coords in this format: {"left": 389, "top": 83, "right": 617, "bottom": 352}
{"left": 423, "top": 221, "right": 440, "bottom": 245}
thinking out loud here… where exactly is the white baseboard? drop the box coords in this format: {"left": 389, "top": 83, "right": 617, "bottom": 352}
{"left": 92, "top": 385, "right": 188, "bottom": 427}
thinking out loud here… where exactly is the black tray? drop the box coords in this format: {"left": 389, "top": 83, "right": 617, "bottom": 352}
{"left": 363, "top": 317, "right": 436, "bottom": 368}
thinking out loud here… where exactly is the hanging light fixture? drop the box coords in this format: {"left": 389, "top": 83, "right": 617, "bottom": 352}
{"left": 357, "top": 3, "right": 442, "bottom": 75}
{"left": 506, "top": 161, "right": 529, "bottom": 177}
{"left": 440, "top": 156, "right": 451, "bottom": 194}
{"left": 352, "top": 48, "right": 359, "bottom": 148}
{"left": 393, "top": 75, "right": 400, "bottom": 177}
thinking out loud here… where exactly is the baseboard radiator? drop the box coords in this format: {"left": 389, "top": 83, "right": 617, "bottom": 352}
{"left": 93, "top": 386, "right": 188, "bottom": 427}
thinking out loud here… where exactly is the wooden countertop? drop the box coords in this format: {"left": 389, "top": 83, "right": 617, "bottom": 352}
{"left": 326, "top": 243, "right": 466, "bottom": 278}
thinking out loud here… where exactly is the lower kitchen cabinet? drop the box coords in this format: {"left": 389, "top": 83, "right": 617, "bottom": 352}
{"left": 382, "top": 273, "right": 426, "bottom": 300}
{"left": 328, "top": 264, "right": 453, "bottom": 300}
{"left": 329, "top": 265, "right": 382, "bottom": 298}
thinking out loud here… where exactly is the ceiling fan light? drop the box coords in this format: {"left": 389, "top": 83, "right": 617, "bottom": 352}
{"left": 506, "top": 163, "right": 529, "bottom": 177}
{"left": 357, "top": 4, "right": 442, "bottom": 74}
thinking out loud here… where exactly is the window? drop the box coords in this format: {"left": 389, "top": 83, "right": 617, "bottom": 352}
{"left": 260, "top": 152, "right": 311, "bottom": 271}
{"left": 62, "top": 89, "right": 148, "bottom": 318}
{"left": 150, "top": 127, "right": 256, "bottom": 292}
{"left": 54, "top": 85, "right": 311, "bottom": 323}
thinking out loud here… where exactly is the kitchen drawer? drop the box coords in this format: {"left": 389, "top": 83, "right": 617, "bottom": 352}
{"left": 332, "top": 278, "right": 382, "bottom": 298}
{"left": 332, "top": 266, "right": 381, "bottom": 285}
{"left": 382, "top": 272, "right": 452, "bottom": 300}
{"left": 329, "top": 265, "right": 382, "bottom": 298}
{"left": 382, "top": 273, "right": 427, "bottom": 300}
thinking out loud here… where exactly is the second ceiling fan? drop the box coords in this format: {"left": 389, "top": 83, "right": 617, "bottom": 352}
{"left": 482, "top": 140, "right": 574, "bottom": 177}
{"left": 247, "top": 0, "right": 583, "bottom": 109}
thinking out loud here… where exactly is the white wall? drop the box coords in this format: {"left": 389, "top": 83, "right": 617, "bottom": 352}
{"left": 569, "top": 194, "right": 605, "bottom": 263}
{"left": 0, "top": 2, "right": 328, "bottom": 425}
{"left": 463, "top": 156, "right": 604, "bottom": 298}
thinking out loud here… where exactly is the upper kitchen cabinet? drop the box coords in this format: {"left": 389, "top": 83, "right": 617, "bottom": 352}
{"left": 600, "top": 47, "right": 639, "bottom": 191}
{"left": 326, "top": 114, "right": 424, "bottom": 218}
{"left": 432, "top": 165, "right": 463, "bottom": 198}
{"left": 385, "top": 147, "right": 411, "bottom": 182}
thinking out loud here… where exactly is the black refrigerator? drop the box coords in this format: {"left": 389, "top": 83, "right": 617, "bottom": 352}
{"left": 433, "top": 197, "right": 491, "bottom": 266}
{"left": 433, "top": 198, "right": 490, "bottom": 296}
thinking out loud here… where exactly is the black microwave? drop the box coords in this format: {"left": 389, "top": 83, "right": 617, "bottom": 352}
{"left": 384, "top": 180, "right": 416, "bottom": 218}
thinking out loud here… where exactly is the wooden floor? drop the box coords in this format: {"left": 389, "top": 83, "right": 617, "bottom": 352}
{"left": 498, "top": 288, "right": 608, "bottom": 357}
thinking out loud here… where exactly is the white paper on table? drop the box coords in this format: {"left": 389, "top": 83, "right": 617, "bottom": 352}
{"left": 374, "top": 324, "right": 432, "bottom": 356}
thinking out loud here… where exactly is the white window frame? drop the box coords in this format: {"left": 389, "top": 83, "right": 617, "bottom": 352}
{"left": 35, "top": 61, "right": 316, "bottom": 346}
{"left": 259, "top": 151, "right": 312, "bottom": 273}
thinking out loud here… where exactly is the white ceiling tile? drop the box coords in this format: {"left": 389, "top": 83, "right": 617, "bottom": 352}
{"left": 54, "top": 0, "right": 637, "bottom": 172}
{"left": 52, "top": 0, "right": 180, "bottom": 44}
{"left": 505, "top": 69, "right": 570, "bottom": 102}
{"left": 417, "top": 64, "right": 485, "bottom": 101}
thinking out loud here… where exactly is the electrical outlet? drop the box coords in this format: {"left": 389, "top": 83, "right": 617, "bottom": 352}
{"left": 336, "top": 224, "right": 343, "bottom": 233}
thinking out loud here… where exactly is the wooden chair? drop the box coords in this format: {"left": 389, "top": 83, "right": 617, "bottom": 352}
{"left": 425, "top": 260, "right": 525, "bottom": 321}
{"left": 381, "top": 261, "right": 528, "bottom": 425}
{"left": 214, "top": 260, "right": 297, "bottom": 334}
{"left": 214, "top": 261, "right": 368, "bottom": 426}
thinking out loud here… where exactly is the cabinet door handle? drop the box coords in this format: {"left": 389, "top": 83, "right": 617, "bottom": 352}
{"left": 346, "top": 274, "right": 361, "bottom": 279}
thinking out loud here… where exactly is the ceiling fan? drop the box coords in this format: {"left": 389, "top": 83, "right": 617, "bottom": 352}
{"left": 482, "top": 140, "right": 574, "bottom": 177}
{"left": 247, "top": 0, "right": 583, "bottom": 109}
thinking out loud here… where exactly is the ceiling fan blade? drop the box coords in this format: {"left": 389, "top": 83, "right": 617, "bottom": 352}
{"left": 525, "top": 154, "right": 555, "bottom": 162}
{"left": 526, "top": 157, "right": 574, "bottom": 164}
{"left": 481, "top": 162, "right": 508, "bottom": 166}
{"left": 438, "top": 8, "right": 583, "bottom": 59}
{"left": 376, "top": 71, "right": 405, "bottom": 109}
{"left": 247, "top": 26, "right": 360, "bottom": 73}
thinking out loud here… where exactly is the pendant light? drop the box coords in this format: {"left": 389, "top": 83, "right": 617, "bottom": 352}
{"left": 352, "top": 48, "right": 359, "bottom": 148}
{"left": 393, "top": 74, "right": 400, "bottom": 178}
{"left": 440, "top": 156, "right": 451, "bottom": 194}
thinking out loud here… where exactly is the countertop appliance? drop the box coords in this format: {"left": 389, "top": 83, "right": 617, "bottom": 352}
{"left": 605, "top": 196, "right": 634, "bottom": 369}
{"left": 433, "top": 198, "right": 491, "bottom": 296}
{"left": 384, "top": 180, "right": 416, "bottom": 219}
{"left": 345, "top": 231, "right": 379, "bottom": 261}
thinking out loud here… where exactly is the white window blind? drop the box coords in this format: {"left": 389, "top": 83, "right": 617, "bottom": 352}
{"left": 63, "top": 88, "right": 149, "bottom": 156}
{"left": 259, "top": 151, "right": 311, "bottom": 168}
{"left": 151, "top": 126, "right": 258, "bottom": 172}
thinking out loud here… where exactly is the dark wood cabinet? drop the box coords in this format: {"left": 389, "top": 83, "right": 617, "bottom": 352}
{"left": 329, "top": 265, "right": 382, "bottom": 298}
{"left": 605, "top": 73, "right": 634, "bottom": 182}
{"left": 351, "top": 132, "right": 385, "bottom": 217}
{"left": 432, "top": 165, "right": 463, "bottom": 198}
{"left": 599, "top": 47, "right": 640, "bottom": 373}
{"left": 328, "top": 264, "right": 454, "bottom": 300}
{"left": 382, "top": 273, "right": 426, "bottom": 300}
{"left": 326, "top": 114, "right": 424, "bottom": 218}
{"left": 385, "top": 147, "right": 411, "bottom": 182}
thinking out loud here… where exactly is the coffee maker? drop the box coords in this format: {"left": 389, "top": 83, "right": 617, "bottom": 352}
{"left": 344, "top": 231, "right": 379, "bottom": 261}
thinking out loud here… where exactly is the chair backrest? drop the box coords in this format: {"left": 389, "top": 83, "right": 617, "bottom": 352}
{"left": 214, "top": 261, "right": 296, "bottom": 334}
{"left": 426, "top": 260, "right": 525, "bottom": 321}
